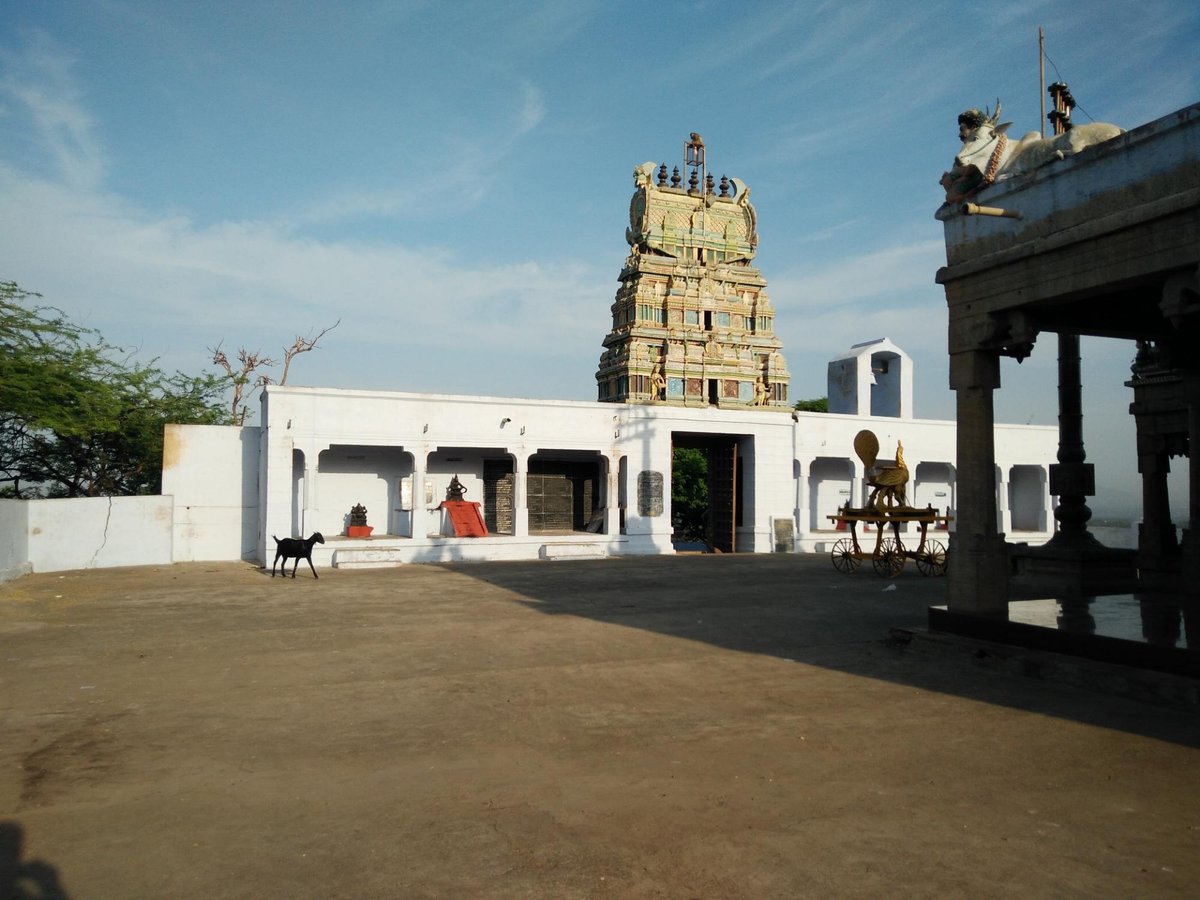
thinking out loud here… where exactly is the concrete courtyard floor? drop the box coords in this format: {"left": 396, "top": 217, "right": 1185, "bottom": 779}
{"left": 1, "top": 553, "right": 1198, "bottom": 899}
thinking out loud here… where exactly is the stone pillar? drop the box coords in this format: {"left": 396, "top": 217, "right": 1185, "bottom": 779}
{"left": 605, "top": 453, "right": 621, "bottom": 537}
{"left": 1182, "top": 372, "right": 1200, "bottom": 595}
{"left": 949, "top": 350, "right": 1008, "bottom": 615}
{"left": 1136, "top": 439, "right": 1178, "bottom": 569}
{"left": 851, "top": 463, "right": 864, "bottom": 510}
{"left": 794, "top": 458, "right": 807, "bottom": 536}
{"left": 303, "top": 456, "right": 319, "bottom": 537}
{"left": 512, "top": 453, "right": 530, "bottom": 538}
{"left": 996, "top": 466, "right": 1011, "bottom": 534}
{"left": 410, "top": 451, "right": 430, "bottom": 539}
{"left": 1046, "top": 333, "right": 1101, "bottom": 550}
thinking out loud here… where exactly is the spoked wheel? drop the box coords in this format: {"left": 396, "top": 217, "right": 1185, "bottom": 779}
{"left": 872, "top": 538, "right": 905, "bottom": 578}
{"left": 915, "top": 539, "right": 948, "bottom": 577}
{"left": 831, "top": 538, "right": 861, "bottom": 574}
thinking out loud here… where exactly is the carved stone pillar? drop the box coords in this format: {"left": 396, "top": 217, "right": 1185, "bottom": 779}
{"left": 1045, "top": 333, "right": 1101, "bottom": 550}
{"left": 1137, "top": 440, "right": 1178, "bottom": 568}
{"left": 948, "top": 350, "right": 1009, "bottom": 615}
{"left": 1013, "top": 335, "right": 1136, "bottom": 595}
{"left": 1182, "top": 371, "right": 1200, "bottom": 595}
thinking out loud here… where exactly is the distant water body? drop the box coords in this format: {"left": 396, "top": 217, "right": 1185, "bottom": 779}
{"left": 1089, "top": 524, "right": 1136, "bottom": 549}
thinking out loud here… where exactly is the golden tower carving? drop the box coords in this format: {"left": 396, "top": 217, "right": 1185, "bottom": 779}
{"left": 596, "top": 134, "right": 790, "bottom": 408}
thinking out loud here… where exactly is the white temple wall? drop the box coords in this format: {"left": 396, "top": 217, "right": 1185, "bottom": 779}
{"left": 162, "top": 424, "right": 260, "bottom": 562}
{"left": 791, "top": 412, "right": 1055, "bottom": 553}
{"left": 28, "top": 496, "right": 173, "bottom": 572}
{"left": 315, "top": 444, "right": 410, "bottom": 538}
{"left": 0, "top": 500, "right": 31, "bottom": 581}
{"left": 0, "top": 377, "right": 1059, "bottom": 576}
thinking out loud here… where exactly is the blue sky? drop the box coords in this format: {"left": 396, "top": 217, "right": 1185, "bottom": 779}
{"left": 2, "top": 1, "right": 1198, "bottom": 514}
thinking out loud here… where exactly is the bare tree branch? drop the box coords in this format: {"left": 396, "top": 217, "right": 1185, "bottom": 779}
{"left": 209, "top": 342, "right": 276, "bottom": 425}
{"left": 279, "top": 319, "right": 340, "bottom": 386}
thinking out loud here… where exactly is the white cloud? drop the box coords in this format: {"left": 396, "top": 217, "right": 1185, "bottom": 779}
{"left": 0, "top": 162, "right": 607, "bottom": 397}
{"left": 295, "top": 76, "right": 545, "bottom": 227}
{"left": 773, "top": 239, "right": 945, "bottom": 308}
{"left": 0, "top": 28, "right": 604, "bottom": 401}
{"left": 517, "top": 79, "right": 546, "bottom": 135}
{"left": 0, "top": 30, "right": 105, "bottom": 190}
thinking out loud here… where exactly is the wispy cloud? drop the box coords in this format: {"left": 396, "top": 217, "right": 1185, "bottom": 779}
{"left": 296, "top": 73, "right": 546, "bottom": 227}
{"left": 0, "top": 30, "right": 105, "bottom": 190}
{"left": 0, "top": 162, "right": 607, "bottom": 396}
{"left": 773, "top": 239, "right": 945, "bottom": 308}
{"left": 517, "top": 79, "right": 546, "bottom": 135}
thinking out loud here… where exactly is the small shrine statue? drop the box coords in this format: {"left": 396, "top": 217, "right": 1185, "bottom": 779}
{"left": 650, "top": 361, "right": 666, "bottom": 401}
{"left": 446, "top": 475, "right": 467, "bottom": 502}
{"left": 349, "top": 503, "right": 368, "bottom": 527}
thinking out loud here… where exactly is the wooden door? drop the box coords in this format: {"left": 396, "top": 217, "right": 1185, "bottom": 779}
{"left": 709, "top": 439, "right": 737, "bottom": 553}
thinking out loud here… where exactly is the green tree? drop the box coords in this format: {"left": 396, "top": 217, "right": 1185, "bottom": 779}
{"left": 793, "top": 397, "right": 829, "bottom": 413}
{"left": 671, "top": 446, "right": 709, "bottom": 543}
{"left": 0, "top": 281, "right": 225, "bottom": 498}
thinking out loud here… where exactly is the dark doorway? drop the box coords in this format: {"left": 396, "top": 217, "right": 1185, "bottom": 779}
{"left": 672, "top": 434, "right": 743, "bottom": 553}
{"left": 482, "top": 458, "right": 514, "bottom": 534}
{"left": 527, "top": 454, "right": 603, "bottom": 533}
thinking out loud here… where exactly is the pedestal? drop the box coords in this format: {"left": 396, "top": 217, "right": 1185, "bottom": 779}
{"left": 440, "top": 501, "right": 489, "bottom": 537}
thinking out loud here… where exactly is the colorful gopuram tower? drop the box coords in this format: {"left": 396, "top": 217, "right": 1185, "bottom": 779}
{"left": 596, "top": 133, "right": 790, "bottom": 409}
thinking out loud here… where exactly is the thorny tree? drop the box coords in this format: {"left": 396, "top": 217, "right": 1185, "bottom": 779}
{"left": 1, "top": 281, "right": 224, "bottom": 498}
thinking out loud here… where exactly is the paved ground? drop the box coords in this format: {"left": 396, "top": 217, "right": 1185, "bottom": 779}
{"left": 1, "top": 554, "right": 1197, "bottom": 899}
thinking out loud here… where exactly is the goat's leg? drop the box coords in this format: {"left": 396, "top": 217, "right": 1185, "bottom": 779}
{"left": 305, "top": 556, "right": 318, "bottom": 579}
{"left": 292, "top": 558, "right": 300, "bottom": 578}
{"left": 271, "top": 553, "right": 281, "bottom": 577}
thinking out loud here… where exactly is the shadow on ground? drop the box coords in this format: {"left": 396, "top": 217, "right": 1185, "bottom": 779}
{"left": 440, "top": 553, "right": 1200, "bottom": 747}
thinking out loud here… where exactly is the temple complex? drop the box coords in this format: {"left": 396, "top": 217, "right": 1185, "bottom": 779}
{"left": 596, "top": 134, "right": 790, "bottom": 409}
{"left": 5, "top": 131, "right": 1064, "bottom": 577}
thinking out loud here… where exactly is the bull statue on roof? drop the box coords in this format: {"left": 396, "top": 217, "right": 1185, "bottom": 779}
{"left": 940, "top": 101, "right": 1123, "bottom": 203}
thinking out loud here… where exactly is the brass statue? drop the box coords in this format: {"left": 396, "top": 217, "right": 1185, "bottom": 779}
{"left": 854, "top": 430, "right": 909, "bottom": 511}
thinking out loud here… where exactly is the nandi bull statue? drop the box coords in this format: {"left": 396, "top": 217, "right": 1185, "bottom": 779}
{"left": 940, "top": 101, "right": 1123, "bottom": 204}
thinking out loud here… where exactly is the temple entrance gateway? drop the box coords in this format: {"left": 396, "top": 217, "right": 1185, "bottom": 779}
{"left": 596, "top": 134, "right": 791, "bottom": 411}
{"left": 672, "top": 433, "right": 743, "bottom": 553}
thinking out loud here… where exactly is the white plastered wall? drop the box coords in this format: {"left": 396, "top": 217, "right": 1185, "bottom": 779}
{"left": 162, "top": 424, "right": 260, "bottom": 561}
{"left": 255, "top": 384, "right": 1058, "bottom": 565}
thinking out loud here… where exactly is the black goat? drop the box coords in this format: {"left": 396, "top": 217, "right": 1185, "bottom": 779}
{"left": 271, "top": 532, "right": 325, "bottom": 578}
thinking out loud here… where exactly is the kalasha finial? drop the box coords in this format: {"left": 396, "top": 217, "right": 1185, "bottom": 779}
{"left": 685, "top": 133, "right": 706, "bottom": 196}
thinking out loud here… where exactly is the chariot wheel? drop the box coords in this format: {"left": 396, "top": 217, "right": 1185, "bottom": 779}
{"left": 831, "top": 538, "right": 861, "bottom": 574}
{"left": 915, "top": 539, "right": 948, "bottom": 577}
{"left": 872, "top": 538, "right": 905, "bottom": 578}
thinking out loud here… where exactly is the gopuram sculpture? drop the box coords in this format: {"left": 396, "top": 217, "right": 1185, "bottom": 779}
{"left": 596, "top": 133, "right": 791, "bottom": 409}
